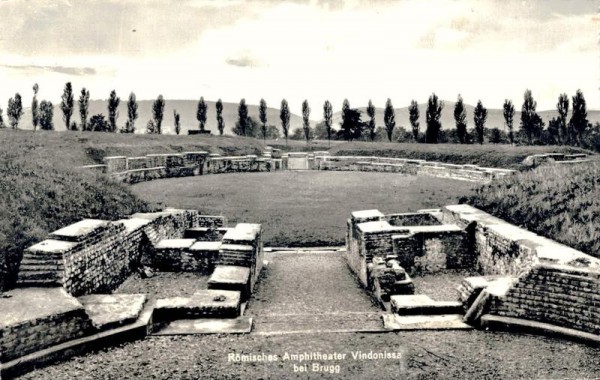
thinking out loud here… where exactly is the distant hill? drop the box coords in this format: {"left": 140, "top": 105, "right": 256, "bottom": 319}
{"left": 17, "top": 99, "right": 305, "bottom": 136}
{"left": 16, "top": 99, "right": 600, "bottom": 135}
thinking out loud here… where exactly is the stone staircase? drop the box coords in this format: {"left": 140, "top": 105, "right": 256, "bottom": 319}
{"left": 16, "top": 240, "right": 73, "bottom": 287}
{"left": 17, "top": 219, "right": 120, "bottom": 288}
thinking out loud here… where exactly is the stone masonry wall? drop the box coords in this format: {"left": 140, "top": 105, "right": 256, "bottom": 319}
{"left": 18, "top": 209, "right": 207, "bottom": 296}
{"left": 86, "top": 150, "right": 517, "bottom": 186}
{"left": 440, "top": 204, "right": 590, "bottom": 276}
{"left": 490, "top": 264, "right": 600, "bottom": 334}
{"left": 317, "top": 155, "right": 514, "bottom": 182}
{"left": 0, "top": 288, "right": 94, "bottom": 362}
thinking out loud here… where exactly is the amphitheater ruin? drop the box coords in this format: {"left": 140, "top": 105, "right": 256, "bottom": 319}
{"left": 1, "top": 147, "right": 597, "bottom": 378}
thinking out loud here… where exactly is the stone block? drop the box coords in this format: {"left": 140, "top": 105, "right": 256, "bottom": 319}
{"left": 351, "top": 209, "right": 384, "bottom": 224}
{"left": 154, "top": 290, "right": 241, "bottom": 321}
{"left": 78, "top": 294, "right": 147, "bottom": 331}
{"left": 1, "top": 288, "right": 93, "bottom": 362}
{"left": 208, "top": 265, "right": 251, "bottom": 300}
{"left": 391, "top": 295, "right": 462, "bottom": 316}
{"left": 48, "top": 219, "right": 111, "bottom": 243}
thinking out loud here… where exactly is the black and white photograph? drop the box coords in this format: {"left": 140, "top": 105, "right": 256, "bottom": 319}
{"left": 0, "top": 0, "right": 599, "bottom": 379}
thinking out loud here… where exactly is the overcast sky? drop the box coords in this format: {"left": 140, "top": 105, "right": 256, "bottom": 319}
{"left": 0, "top": 0, "right": 597, "bottom": 114}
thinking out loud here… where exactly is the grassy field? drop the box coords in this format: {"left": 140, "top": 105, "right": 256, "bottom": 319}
{"left": 131, "top": 171, "right": 475, "bottom": 247}
{"left": 469, "top": 161, "right": 600, "bottom": 258}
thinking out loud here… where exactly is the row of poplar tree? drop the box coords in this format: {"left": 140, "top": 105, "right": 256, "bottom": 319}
{"left": 0, "top": 82, "right": 592, "bottom": 147}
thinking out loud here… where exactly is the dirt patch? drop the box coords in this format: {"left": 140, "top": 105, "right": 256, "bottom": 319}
{"left": 115, "top": 272, "right": 210, "bottom": 301}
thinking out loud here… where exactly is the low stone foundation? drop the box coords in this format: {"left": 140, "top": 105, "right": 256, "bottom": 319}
{"left": 347, "top": 204, "right": 600, "bottom": 338}
{"left": 317, "top": 156, "right": 515, "bottom": 182}
{"left": 0, "top": 288, "right": 94, "bottom": 362}
{"left": 82, "top": 148, "right": 525, "bottom": 185}
{"left": 97, "top": 151, "right": 277, "bottom": 184}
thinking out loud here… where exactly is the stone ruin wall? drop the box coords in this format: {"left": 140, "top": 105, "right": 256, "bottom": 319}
{"left": 18, "top": 209, "right": 221, "bottom": 297}
{"left": 83, "top": 150, "right": 281, "bottom": 185}
{"left": 82, "top": 149, "right": 592, "bottom": 186}
{"left": 81, "top": 148, "right": 524, "bottom": 185}
{"left": 316, "top": 155, "right": 515, "bottom": 182}
{"left": 347, "top": 204, "right": 600, "bottom": 335}
{"left": 0, "top": 289, "right": 95, "bottom": 363}
{"left": 7, "top": 212, "right": 263, "bottom": 364}
{"left": 490, "top": 264, "right": 600, "bottom": 335}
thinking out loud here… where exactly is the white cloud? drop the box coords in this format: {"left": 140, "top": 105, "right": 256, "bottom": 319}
{"left": 0, "top": 0, "right": 597, "bottom": 114}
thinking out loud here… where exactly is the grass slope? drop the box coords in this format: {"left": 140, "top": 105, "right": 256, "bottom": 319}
{"left": 0, "top": 129, "right": 264, "bottom": 165}
{"left": 264, "top": 140, "right": 592, "bottom": 169}
{"left": 327, "top": 142, "right": 590, "bottom": 169}
{"left": 469, "top": 162, "right": 600, "bottom": 258}
{"left": 131, "top": 171, "right": 475, "bottom": 247}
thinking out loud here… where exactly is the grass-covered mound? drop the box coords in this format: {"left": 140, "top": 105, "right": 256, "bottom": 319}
{"left": 0, "top": 130, "right": 263, "bottom": 291}
{"left": 0, "top": 129, "right": 264, "bottom": 166}
{"left": 469, "top": 162, "right": 600, "bottom": 258}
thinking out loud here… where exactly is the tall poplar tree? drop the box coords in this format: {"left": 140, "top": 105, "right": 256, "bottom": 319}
{"left": 366, "top": 100, "right": 376, "bottom": 142}
{"left": 61, "top": 82, "right": 74, "bottom": 130}
{"left": 79, "top": 88, "right": 90, "bottom": 131}
{"left": 453, "top": 95, "right": 467, "bottom": 143}
{"left": 408, "top": 100, "right": 420, "bottom": 142}
{"left": 383, "top": 98, "right": 395, "bottom": 142}
{"left": 280, "top": 99, "right": 290, "bottom": 145}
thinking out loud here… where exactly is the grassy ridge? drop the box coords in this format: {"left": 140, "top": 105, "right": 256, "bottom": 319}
{"left": 328, "top": 142, "right": 590, "bottom": 169}
{"left": 267, "top": 140, "right": 591, "bottom": 169}
{"left": 469, "top": 162, "right": 600, "bottom": 258}
{"left": 0, "top": 129, "right": 264, "bottom": 165}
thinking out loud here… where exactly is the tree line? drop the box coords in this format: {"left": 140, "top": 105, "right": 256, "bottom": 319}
{"left": 0, "top": 83, "right": 595, "bottom": 150}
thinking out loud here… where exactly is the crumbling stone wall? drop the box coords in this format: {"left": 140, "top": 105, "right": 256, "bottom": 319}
{"left": 204, "top": 155, "right": 271, "bottom": 174}
{"left": 347, "top": 209, "right": 472, "bottom": 279}
{"left": 316, "top": 155, "right": 513, "bottom": 182}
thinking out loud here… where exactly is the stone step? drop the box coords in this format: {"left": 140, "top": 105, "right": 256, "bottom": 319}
{"left": 383, "top": 314, "right": 473, "bottom": 331}
{"left": 78, "top": 294, "right": 147, "bottom": 331}
{"left": 16, "top": 278, "right": 62, "bottom": 287}
{"left": 22, "top": 250, "right": 65, "bottom": 260}
{"left": 390, "top": 295, "right": 463, "bottom": 316}
{"left": 19, "top": 263, "right": 64, "bottom": 272}
{"left": 207, "top": 265, "right": 251, "bottom": 301}
{"left": 152, "top": 317, "right": 253, "bottom": 335}
{"left": 19, "top": 257, "right": 64, "bottom": 267}
{"left": 154, "top": 290, "right": 241, "bottom": 322}
{"left": 17, "top": 270, "right": 63, "bottom": 282}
